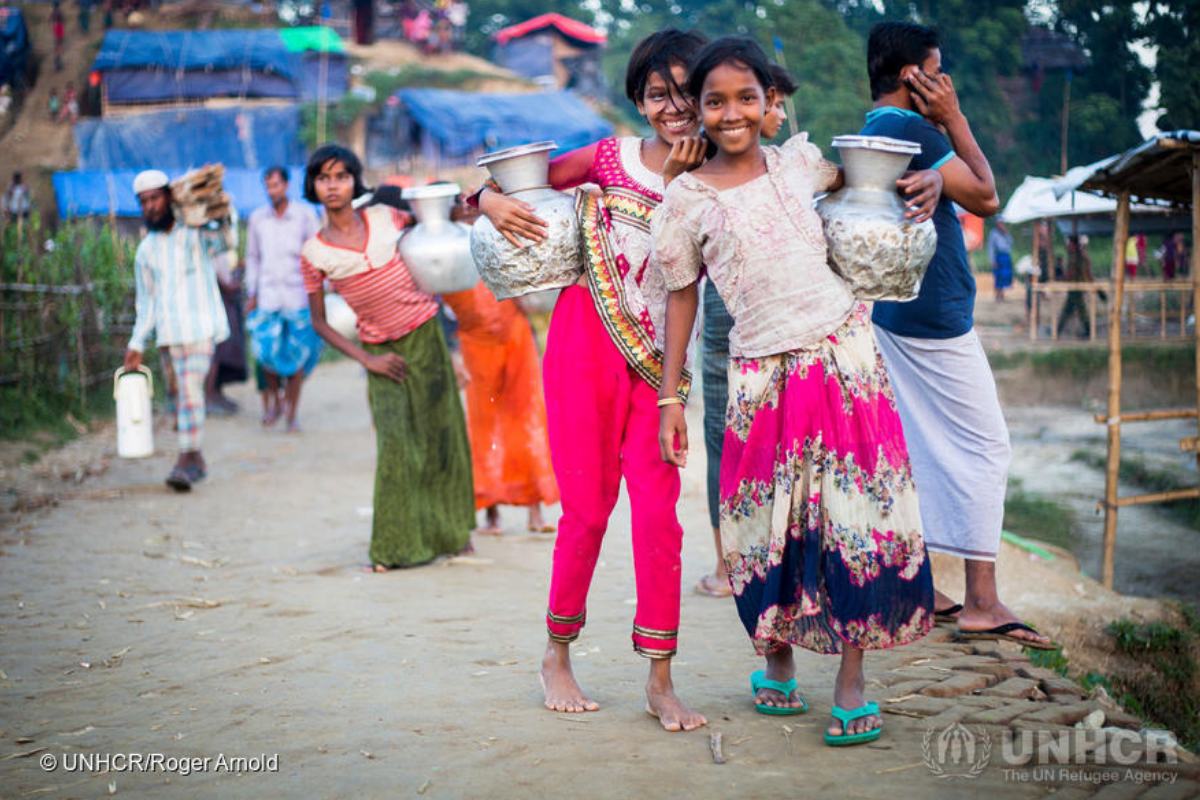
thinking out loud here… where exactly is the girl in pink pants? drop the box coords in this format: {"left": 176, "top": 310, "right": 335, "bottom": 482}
{"left": 476, "top": 28, "right": 710, "bottom": 732}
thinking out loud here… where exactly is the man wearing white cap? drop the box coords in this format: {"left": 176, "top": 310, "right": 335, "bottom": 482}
{"left": 123, "top": 169, "right": 231, "bottom": 491}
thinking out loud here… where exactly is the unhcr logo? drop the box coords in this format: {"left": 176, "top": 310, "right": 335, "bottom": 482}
{"left": 923, "top": 723, "right": 1180, "bottom": 780}
{"left": 923, "top": 723, "right": 992, "bottom": 778}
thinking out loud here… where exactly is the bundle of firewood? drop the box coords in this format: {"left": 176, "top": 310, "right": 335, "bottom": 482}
{"left": 169, "top": 164, "right": 231, "bottom": 227}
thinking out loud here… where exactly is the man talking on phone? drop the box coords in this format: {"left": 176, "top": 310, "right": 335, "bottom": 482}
{"left": 858, "top": 21, "right": 1055, "bottom": 650}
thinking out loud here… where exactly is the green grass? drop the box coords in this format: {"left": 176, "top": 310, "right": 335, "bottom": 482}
{"left": 1070, "top": 449, "right": 1200, "bottom": 528}
{"left": 1105, "top": 604, "right": 1200, "bottom": 751}
{"left": 1003, "top": 477, "right": 1077, "bottom": 550}
{"left": 988, "top": 344, "right": 1195, "bottom": 386}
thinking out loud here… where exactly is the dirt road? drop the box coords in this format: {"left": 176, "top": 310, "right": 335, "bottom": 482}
{"left": 1, "top": 359, "right": 1196, "bottom": 799}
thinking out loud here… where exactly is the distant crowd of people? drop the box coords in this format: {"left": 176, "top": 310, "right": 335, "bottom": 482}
{"left": 396, "top": 0, "right": 468, "bottom": 54}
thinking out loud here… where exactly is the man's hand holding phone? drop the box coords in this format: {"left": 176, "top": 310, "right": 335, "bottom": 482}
{"left": 904, "top": 66, "right": 963, "bottom": 128}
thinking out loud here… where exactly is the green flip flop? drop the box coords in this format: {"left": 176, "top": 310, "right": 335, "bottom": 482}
{"left": 825, "top": 702, "right": 882, "bottom": 746}
{"left": 750, "top": 669, "right": 807, "bottom": 715}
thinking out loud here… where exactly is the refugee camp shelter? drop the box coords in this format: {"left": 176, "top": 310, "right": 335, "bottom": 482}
{"left": 279, "top": 26, "right": 349, "bottom": 103}
{"left": 53, "top": 165, "right": 314, "bottom": 220}
{"left": 1002, "top": 174, "right": 1187, "bottom": 235}
{"left": 492, "top": 13, "right": 605, "bottom": 98}
{"left": 0, "top": 6, "right": 30, "bottom": 91}
{"left": 368, "top": 87, "right": 612, "bottom": 170}
{"left": 91, "top": 29, "right": 301, "bottom": 115}
{"left": 72, "top": 105, "right": 304, "bottom": 172}
{"left": 1051, "top": 130, "right": 1200, "bottom": 590}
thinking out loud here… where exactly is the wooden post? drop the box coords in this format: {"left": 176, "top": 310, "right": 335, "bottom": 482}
{"left": 1192, "top": 152, "right": 1200, "bottom": 491}
{"left": 1161, "top": 288, "right": 1167, "bottom": 338}
{"left": 1089, "top": 286, "right": 1097, "bottom": 341}
{"left": 1102, "top": 189, "right": 1132, "bottom": 589}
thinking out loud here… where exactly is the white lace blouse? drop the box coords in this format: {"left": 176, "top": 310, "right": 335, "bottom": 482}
{"left": 650, "top": 134, "right": 857, "bottom": 359}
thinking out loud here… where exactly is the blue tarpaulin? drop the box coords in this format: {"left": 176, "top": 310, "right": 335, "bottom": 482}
{"left": 396, "top": 88, "right": 612, "bottom": 163}
{"left": 94, "top": 29, "right": 296, "bottom": 77}
{"left": 99, "top": 68, "right": 297, "bottom": 103}
{"left": 74, "top": 105, "right": 303, "bottom": 172}
{"left": 53, "top": 166, "right": 317, "bottom": 219}
{"left": 1, "top": 6, "right": 30, "bottom": 89}
{"left": 93, "top": 29, "right": 299, "bottom": 103}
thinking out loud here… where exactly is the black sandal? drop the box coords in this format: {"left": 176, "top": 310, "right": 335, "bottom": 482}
{"left": 165, "top": 467, "right": 192, "bottom": 492}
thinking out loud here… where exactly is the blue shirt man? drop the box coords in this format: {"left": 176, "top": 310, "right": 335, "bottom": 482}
{"left": 858, "top": 21, "right": 1052, "bottom": 650}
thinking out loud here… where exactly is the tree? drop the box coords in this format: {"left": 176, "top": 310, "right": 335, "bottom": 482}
{"left": 1143, "top": 0, "right": 1200, "bottom": 131}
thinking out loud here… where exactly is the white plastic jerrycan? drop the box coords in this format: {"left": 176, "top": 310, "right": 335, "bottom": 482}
{"left": 114, "top": 366, "right": 155, "bottom": 458}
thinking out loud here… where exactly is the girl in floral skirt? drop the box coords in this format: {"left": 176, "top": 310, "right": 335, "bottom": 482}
{"left": 651, "top": 37, "right": 939, "bottom": 746}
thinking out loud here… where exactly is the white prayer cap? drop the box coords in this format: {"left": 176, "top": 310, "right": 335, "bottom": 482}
{"left": 132, "top": 169, "right": 169, "bottom": 196}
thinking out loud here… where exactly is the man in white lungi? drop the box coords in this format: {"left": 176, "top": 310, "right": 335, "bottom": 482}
{"left": 859, "top": 21, "right": 1053, "bottom": 649}
{"left": 123, "top": 170, "right": 231, "bottom": 492}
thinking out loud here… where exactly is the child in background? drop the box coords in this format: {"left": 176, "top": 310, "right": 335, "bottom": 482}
{"left": 652, "top": 37, "right": 938, "bottom": 746}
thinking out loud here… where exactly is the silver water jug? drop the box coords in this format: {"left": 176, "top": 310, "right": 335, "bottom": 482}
{"left": 469, "top": 141, "right": 584, "bottom": 300}
{"left": 398, "top": 183, "right": 479, "bottom": 295}
{"left": 816, "top": 135, "right": 937, "bottom": 301}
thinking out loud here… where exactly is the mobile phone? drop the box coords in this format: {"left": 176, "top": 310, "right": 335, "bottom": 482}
{"left": 701, "top": 130, "right": 717, "bottom": 160}
{"left": 904, "top": 67, "right": 928, "bottom": 100}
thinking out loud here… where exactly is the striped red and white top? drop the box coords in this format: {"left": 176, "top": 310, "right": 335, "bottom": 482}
{"left": 301, "top": 205, "right": 438, "bottom": 344}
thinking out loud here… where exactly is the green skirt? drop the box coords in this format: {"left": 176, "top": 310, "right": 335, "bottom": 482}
{"left": 364, "top": 318, "right": 475, "bottom": 567}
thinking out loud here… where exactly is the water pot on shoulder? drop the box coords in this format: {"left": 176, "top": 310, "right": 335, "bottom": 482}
{"left": 398, "top": 183, "right": 479, "bottom": 295}
{"left": 816, "top": 135, "right": 937, "bottom": 301}
{"left": 469, "top": 141, "right": 584, "bottom": 300}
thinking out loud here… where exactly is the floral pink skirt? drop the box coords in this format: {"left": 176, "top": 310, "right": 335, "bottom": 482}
{"left": 720, "top": 304, "right": 934, "bottom": 655}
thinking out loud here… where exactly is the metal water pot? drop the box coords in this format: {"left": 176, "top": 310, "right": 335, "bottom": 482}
{"left": 816, "top": 135, "right": 937, "bottom": 301}
{"left": 516, "top": 289, "right": 561, "bottom": 315}
{"left": 114, "top": 366, "right": 154, "bottom": 458}
{"left": 469, "top": 141, "right": 584, "bottom": 300}
{"left": 398, "top": 183, "right": 479, "bottom": 295}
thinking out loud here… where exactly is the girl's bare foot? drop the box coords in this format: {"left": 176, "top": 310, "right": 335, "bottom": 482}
{"left": 645, "top": 660, "right": 706, "bottom": 732}
{"left": 362, "top": 564, "right": 391, "bottom": 573}
{"left": 828, "top": 649, "right": 881, "bottom": 739}
{"left": 539, "top": 640, "right": 598, "bottom": 713}
{"left": 476, "top": 506, "right": 503, "bottom": 536}
{"left": 526, "top": 503, "right": 556, "bottom": 533}
{"left": 694, "top": 572, "right": 732, "bottom": 597}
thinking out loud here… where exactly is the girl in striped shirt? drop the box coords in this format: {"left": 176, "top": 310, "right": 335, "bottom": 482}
{"left": 301, "top": 144, "right": 476, "bottom": 569}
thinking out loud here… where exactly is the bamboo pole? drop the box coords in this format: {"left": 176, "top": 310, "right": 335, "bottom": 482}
{"left": 1161, "top": 288, "right": 1167, "bottom": 339}
{"left": 1112, "top": 487, "right": 1200, "bottom": 507}
{"left": 1101, "top": 189, "right": 1131, "bottom": 589}
{"left": 1095, "top": 408, "right": 1197, "bottom": 424}
{"left": 1191, "top": 151, "right": 1200, "bottom": 494}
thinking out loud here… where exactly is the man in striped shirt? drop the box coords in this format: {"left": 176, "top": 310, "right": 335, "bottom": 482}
{"left": 122, "top": 170, "right": 231, "bottom": 492}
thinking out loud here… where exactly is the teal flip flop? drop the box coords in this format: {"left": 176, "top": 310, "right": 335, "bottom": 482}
{"left": 750, "top": 669, "right": 807, "bottom": 715}
{"left": 825, "top": 702, "right": 882, "bottom": 746}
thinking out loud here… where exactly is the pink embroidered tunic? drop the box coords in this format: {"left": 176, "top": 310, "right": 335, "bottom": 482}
{"left": 548, "top": 136, "right": 688, "bottom": 394}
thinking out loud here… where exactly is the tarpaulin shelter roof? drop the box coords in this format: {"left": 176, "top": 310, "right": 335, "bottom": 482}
{"left": 93, "top": 30, "right": 297, "bottom": 79}
{"left": 73, "top": 105, "right": 303, "bottom": 171}
{"left": 53, "top": 166, "right": 317, "bottom": 219}
{"left": 1002, "top": 174, "right": 1187, "bottom": 236}
{"left": 1051, "top": 131, "right": 1200, "bottom": 206}
{"left": 396, "top": 88, "right": 612, "bottom": 161}
{"left": 494, "top": 13, "right": 605, "bottom": 46}
{"left": 1001, "top": 175, "right": 1172, "bottom": 224}
{"left": 0, "top": 6, "right": 30, "bottom": 88}
{"left": 279, "top": 26, "right": 346, "bottom": 54}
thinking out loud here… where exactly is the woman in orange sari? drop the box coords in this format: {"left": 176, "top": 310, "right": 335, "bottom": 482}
{"left": 442, "top": 281, "right": 559, "bottom": 534}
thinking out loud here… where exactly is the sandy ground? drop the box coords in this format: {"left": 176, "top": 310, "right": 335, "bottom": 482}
{"left": 3, "top": 356, "right": 1197, "bottom": 799}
